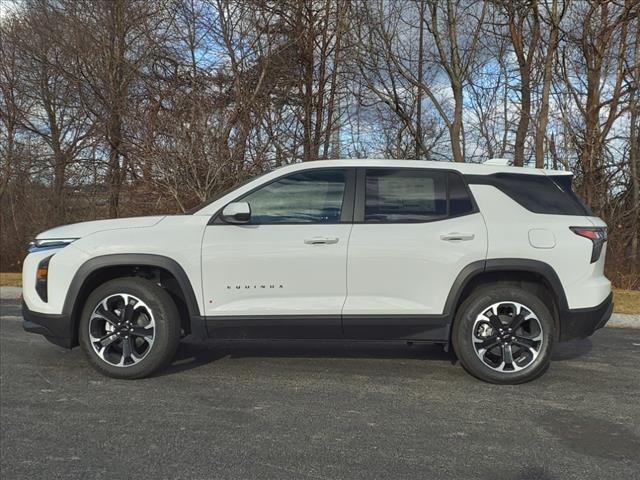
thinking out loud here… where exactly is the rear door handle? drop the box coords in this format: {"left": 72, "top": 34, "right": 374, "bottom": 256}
{"left": 304, "top": 236, "right": 339, "bottom": 245}
{"left": 440, "top": 232, "right": 475, "bottom": 241}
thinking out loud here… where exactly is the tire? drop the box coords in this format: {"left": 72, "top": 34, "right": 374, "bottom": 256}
{"left": 452, "top": 285, "right": 554, "bottom": 384}
{"left": 79, "top": 277, "right": 181, "bottom": 379}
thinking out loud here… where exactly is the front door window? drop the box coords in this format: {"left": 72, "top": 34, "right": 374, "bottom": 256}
{"left": 241, "top": 169, "right": 347, "bottom": 224}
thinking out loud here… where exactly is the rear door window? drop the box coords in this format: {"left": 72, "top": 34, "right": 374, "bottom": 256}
{"left": 448, "top": 172, "right": 475, "bottom": 216}
{"left": 364, "top": 169, "right": 447, "bottom": 223}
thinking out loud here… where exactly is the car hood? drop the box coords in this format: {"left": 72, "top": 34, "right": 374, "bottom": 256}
{"left": 36, "top": 216, "right": 167, "bottom": 240}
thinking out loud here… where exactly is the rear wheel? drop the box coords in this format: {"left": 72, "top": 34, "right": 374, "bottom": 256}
{"left": 79, "top": 277, "right": 180, "bottom": 379}
{"left": 452, "top": 286, "right": 554, "bottom": 384}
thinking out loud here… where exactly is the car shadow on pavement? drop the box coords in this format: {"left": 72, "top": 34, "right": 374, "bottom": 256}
{"left": 551, "top": 338, "right": 593, "bottom": 361}
{"left": 513, "top": 467, "right": 559, "bottom": 480}
{"left": 161, "top": 336, "right": 595, "bottom": 376}
{"left": 160, "top": 339, "right": 455, "bottom": 376}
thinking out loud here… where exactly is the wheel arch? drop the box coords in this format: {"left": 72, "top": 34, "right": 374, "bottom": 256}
{"left": 445, "top": 259, "right": 568, "bottom": 341}
{"left": 63, "top": 254, "right": 201, "bottom": 347}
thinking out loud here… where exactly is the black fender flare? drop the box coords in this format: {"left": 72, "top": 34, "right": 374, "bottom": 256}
{"left": 443, "top": 258, "right": 569, "bottom": 327}
{"left": 63, "top": 254, "right": 201, "bottom": 340}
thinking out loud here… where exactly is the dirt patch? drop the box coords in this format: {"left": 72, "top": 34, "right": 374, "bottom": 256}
{"left": 613, "top": 289, "right": 640, "bottom": 314}
{"left": 0, "top": 273, "right": 21, "bottom": 287}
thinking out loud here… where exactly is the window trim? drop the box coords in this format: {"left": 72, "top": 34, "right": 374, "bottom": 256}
{"left": 353, "top": 167, "right": 479, "bottom": 224}
{"left": 209, "top": 167, "right": 357, "bottom": 225}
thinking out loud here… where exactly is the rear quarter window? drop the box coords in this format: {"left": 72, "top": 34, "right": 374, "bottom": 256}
{"left": 466, "top": 173, "right": 591, "bottom": 216}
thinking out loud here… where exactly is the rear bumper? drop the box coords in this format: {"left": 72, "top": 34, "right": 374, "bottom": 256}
{"left": 22, "top": 300, "right": 74, "bottom": 348}
{"left": 559, "top": 292, "right": 613, "bottom": 341}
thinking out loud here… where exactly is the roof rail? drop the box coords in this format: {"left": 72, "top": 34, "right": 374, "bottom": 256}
{"left": 483, "top": 158, "right": 513, "bottom": 166}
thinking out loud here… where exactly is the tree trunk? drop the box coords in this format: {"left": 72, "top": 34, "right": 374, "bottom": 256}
{"left": 629, "top": 17, "right": 640, "bottom": 274}
{"left": 106, "top": 0, "right": 127, "bottom": 218}
{"left": 297, "top": 1, "right": 315, "bottom": 161}
{"left": 535, "top": 0, "right": 560, "bottom": 169}
{"left": 0, "top": 122, "right": 15, "bottom": 202}
{"left": 322, "top": 1, "right": 345, "bottom": 160}
{"left": 629, "top": 101, "right": 639, "bottom": 274}
{"left": 513, "top": 68, "right": 530, "bottom": 167}
{"left": 416, "top": 0, "right": 426, "bottom": 159}
{"left": 107, "top": 112, "right": 123, "bottom": 218}
{"left": 506, "top": 2, "right": 540, "bottom": 167}
{"left": 450, "top": 81, "right": 464, "bottom": 162}
{"left": 581, "top": 64, "right": 604, "bottom": 212}
{"left": 52, "top": 152, "right": 67, "bottom": 223}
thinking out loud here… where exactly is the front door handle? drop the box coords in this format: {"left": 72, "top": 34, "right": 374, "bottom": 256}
{"left": 440, "top": 232, "right": 475, "bottom": 241}
{"left": 304, "top": 236, "right": 339, "bottom": 245}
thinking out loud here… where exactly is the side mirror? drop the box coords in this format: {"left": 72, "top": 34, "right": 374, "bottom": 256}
{"left": 221, "top": 202, "right": 251, "bottom": 224}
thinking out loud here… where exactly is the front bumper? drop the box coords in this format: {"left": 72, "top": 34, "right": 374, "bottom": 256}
{"left": 22, "top": 300, "right": 74, "bottom": 348}
{"left": 559, "top": 292, "right": 613, "bottom": 341}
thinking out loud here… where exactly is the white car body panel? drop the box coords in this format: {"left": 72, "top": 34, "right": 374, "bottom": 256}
{"left": 23, "top": 216, "right": 210, "bottom": 316}
{"left": 470, "top": 185, "right": 611, "bottom": 308}
{"left": 22, "top": 245, "right": 91, "bottom": 315}
{"left": 72, "top": 215, "right": 209, "bottom": 314}
{"left": 202, "top": 224, "right": 352, "bottom": 315}
{"left": 343, "top": 213, "right": 487, "bottom": 315}
{"left": 36, "top": 216, "right": 166, "bottom": 240}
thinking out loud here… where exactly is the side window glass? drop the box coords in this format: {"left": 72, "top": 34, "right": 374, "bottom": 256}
{"left": 241, "top": 169, "right": 347, "bottom": 224}
{"left": 467, "top": 173, "right": 590, "bottom": 216}
{"left": 365, "top": 169, "right": 447, "bottom": 223}
{"left": 448, "top": 172, "right": 474, "bottom": 216}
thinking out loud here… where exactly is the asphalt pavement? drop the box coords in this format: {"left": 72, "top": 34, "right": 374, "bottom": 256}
{"left": 1, "top": 299, "right": 639, "bottom": 479}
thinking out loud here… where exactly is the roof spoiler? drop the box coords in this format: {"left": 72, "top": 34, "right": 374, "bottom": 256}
{"left": 483, "top": 158, "right": 572, "bottom": 175}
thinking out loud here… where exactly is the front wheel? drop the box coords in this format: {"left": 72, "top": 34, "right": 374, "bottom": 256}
{"left": 79, "top": 277, "right": 181, "bottom": 379}
{"left": 452, "top": 286, "right": 554, "bottom": 384}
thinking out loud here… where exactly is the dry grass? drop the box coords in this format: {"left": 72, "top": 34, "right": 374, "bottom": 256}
{"left": 0, "top": 272, "right": 22, "bottom": 287}
{"left": 0, "top": 271, "right": 638, "bottom": 313}
{"left": 613, "top": 289, "right": 640, "bottom": 315}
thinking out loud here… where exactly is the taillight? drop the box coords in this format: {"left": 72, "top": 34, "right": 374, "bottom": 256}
{"left": 570, "top": 227, "right": 607, "bottom": 263}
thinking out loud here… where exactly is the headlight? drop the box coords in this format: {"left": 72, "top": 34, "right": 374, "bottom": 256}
{"left": 28, "top": 238, "right": 78, "bottom": 253}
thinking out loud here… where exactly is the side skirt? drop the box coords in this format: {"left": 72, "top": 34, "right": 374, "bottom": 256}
{"left": 191, "top": 314, "right": 451, "bottom": 342}
{"left": 342, "top": 314, "right": 451, "bottom": 342}
{"left": 202, "top": 315, "right": 342, "bottom": 340}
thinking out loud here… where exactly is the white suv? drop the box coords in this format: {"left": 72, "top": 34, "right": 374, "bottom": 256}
{"left": 22, "top": 160, "right": 612, "bottom": 383}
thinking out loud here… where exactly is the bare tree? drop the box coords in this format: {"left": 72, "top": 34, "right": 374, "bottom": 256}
{"left": 0, "top": 15, "right": 23, "bottom": 202}
{"left": 534, "top": 0, "right": 567, "bottom": 168}
{"left": 625, "top": 16, "right": 640, "bottom": 275}
{"left": 424, "top": 0, "right": 488, "bottom": 162}
{"left": 560, "top": 0, "right": 637, "bottom": 211}
{"left": 495, "top": 0, "right": 541, "bottom": 166}
{"left": 49, "top": 0, "right": 170, "bottom": 217}
{"left": 351, "top": 0, "right": 451, "bottom": 159}
{"left": 1, "top": 0, "right": 639, "bottom": 286}
{"left": 10, "top": 2, "right": 96, "bottom": 221}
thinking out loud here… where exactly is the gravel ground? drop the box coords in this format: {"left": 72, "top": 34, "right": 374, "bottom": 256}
{"left": 1, "top": 299, "right": 639, "bottom": 480}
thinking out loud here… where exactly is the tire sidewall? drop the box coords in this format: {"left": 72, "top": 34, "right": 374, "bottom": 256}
{"left": 79, "top": 277, "right": 180, "bottom": 379}
{"left": 453, "top": 286, "right": 555, "bottom": 384}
